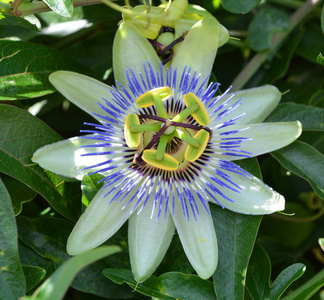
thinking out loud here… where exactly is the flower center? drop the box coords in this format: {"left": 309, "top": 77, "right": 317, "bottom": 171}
{"left": 124, "top": 87, "right": 212, "bottom": 171}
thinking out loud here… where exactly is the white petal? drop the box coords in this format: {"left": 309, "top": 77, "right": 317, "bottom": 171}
{"left": 32, "top": 136, "right": 117, "bottom": 180}
{"left": 49, "top": 71, "right": 114, "bottom": 121}
{"left": 207, "top": 171, "right": 285, "bottom": 214}
{"left": 113, "top": 21, "right": 161, "bottom": 89}
{"left": 172, "top": 18, "right": 219, "bottom": 87}
{"left": 67, "top": 179, "right": 142, "bottom": 255}
{"left": 129, "top": 203, "right": 175, "bottom": 282}
{"left": 172, "top": 199, "right": 218, "bottom": 279}
{"left": 208, "top": 85, "right": 282, "bottom": 126}
{"left": 213, "top": 121, "right": 302, "bottom": 161}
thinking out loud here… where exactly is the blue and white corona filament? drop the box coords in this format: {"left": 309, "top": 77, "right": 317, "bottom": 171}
{"left": 81, "top": 62, "right": 252, "bottom": 222}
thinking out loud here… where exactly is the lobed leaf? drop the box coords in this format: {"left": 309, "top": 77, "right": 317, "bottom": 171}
{"left": 246, "top": 243, "right": 305, "bottom": 299}
{"left": 103, "top": 269, "right": 216, "bottom": 300}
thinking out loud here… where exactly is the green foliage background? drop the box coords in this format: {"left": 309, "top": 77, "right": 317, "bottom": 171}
{"left": 0, "top": 0, "right": 324, "bottom": 299}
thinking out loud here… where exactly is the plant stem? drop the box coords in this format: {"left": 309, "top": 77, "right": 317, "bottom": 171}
{"left": 231, "top": 0, "right": 323, "bottom": 90}
{"left": 19, "top": 0, "right": 102, "bottom": 16}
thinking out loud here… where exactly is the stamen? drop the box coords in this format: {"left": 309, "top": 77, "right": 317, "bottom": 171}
{"left": 124, "top": 114, "right": 141, "bottom": 148}
{"left": 185, "top": 129, "right": 210, "bottom": 162}
{"left": 183, "top": 93, "right": 210, "bottom": 126}
{"left": 136, "top": 87, "right": 172, "bottom": 108}
{"left": 142, "top": 149, "right": 178, "bottom": 171}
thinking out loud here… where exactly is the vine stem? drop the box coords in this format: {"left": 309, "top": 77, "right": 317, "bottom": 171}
{"left": 18, "top": 0, "right": 103, "bottom": 16}
{"left": 231, "top": 0, "right": 323, "bottom": 91}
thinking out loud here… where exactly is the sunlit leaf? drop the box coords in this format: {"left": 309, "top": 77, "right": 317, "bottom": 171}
{"left": 318, "top": 53, "right": 324, "bottom": 65}
{"left": 42, "top": 0, "right": 73, "bottom": 17}
{"left": 0, "top": 41, "right": 89, "bottom": 100}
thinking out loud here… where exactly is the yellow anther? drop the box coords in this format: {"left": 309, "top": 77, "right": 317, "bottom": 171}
{"left": 124, "top": 114, "right": 141, "bottom": 148}
{"left": 183, "top": 92, "right": 210, "bottom": 126}
{"left": 136, "top": 87, "right": 172, "bottom": 108}
{"left": 142, "top": 149, "right": 179, "bottom": 171}
{"left": 185, "top": 129, "right": 210, "bottom": 162}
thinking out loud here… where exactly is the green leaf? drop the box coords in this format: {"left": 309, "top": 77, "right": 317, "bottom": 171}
{"left": 318, "top": 53, "right": 324, "bottom": 66}
{"left": 320, "top": 238, "right": 324, "bottom": 251}
{"left": 248, "top": 8, "right": 290, "bottom": 51}
{"left": 0, "top": 13, "right": 38, "bottom": 31}
{"left": 19, "top": 241, "right": 55, "bottom": 283}
{"left": 266, "top": 103, "right": 324, "bottom": 131}
{"left": 1, "top": 175, "right": 37, "bottom": 216}
{"left": 22, "top": 265, "right": 46, "bottom": 292}
{"left": 29, "top": 246, "right": 120, "bottom": 300}
{"left": 322, "top": 4, "right": 324, "bottom": 33}
{"left": 246, "top": 243, "right": 305, "bottom": 299}
{"left": 81, "top": 173, "right": 105, "bottom": 212}
{"left": 272, "top": 141, "right": 324, "bottom": 199}
{"left": 211, "top": 204, "right": 262, "bottom": 300}
{"left": 258, "top": 28, "right": 304, "bottom": 85}
{"left": 17, "top": 216, "right": 131, "bottom": 299}
{"left": 103, "top": 269, "right": 216, "bottom": 300}
{"left": 237, "top": 157, "right": 262, "bottom": 180}
{"left": 0, "top": 104, "right": 81, "bottom": 221}
{"left": 42, "top": 0, "right": 73, "bottom": 17}
{"left": 281, "top": 268, "right": 324, "bottom": 300}
{"left": 296, "top": 22, "right": 324, "bottom": 64}
{"left": 17, "top": 217, "right": 72, "bottom": 266}
{"left": 0, "top": 178, "right": 26, "bottom": 299}
{"left": 221, "top": 0, "right": 261, "bottom": 14}
{"left": 0, "top": 40, "right": 88, "bottom": 100}
{"left": 283, "top": 281, "right": 324, "bottom": 300}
